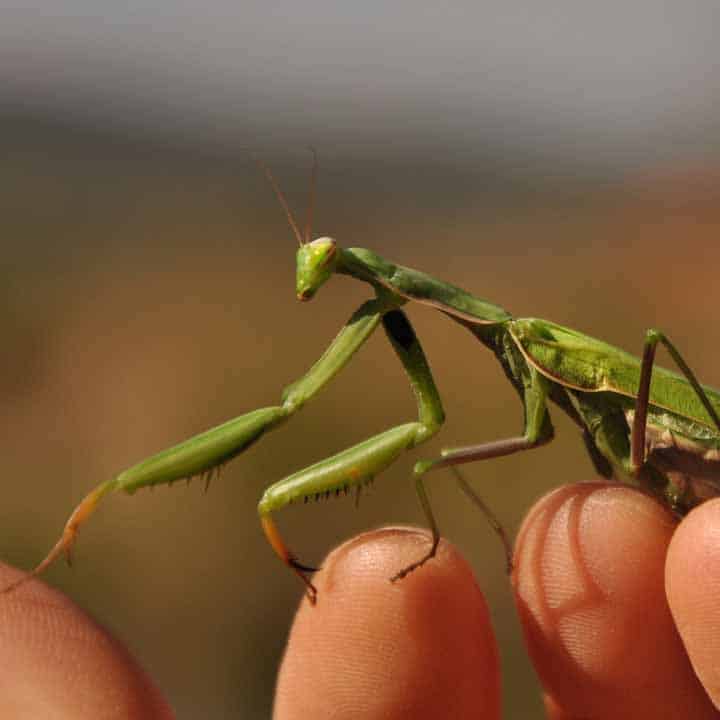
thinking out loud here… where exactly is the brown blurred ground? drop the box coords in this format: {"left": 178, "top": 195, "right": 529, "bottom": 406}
{"left": 2, "top": 113, "right": 720, "bottom": 718}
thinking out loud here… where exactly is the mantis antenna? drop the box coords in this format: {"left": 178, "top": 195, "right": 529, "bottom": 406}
{"left": 254, "top": 156, "right": 304, "bottom": 247}
{"left": 304, "top": 147, "right": 318, "bottom": 245}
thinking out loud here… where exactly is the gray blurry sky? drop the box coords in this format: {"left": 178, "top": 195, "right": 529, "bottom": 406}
{"left": 1, "top": 1, "right": 719, "bottom": 168}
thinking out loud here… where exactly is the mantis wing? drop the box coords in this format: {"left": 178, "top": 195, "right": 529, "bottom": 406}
{"left": 511, "top": 318, "right": 720, "bottom": 430}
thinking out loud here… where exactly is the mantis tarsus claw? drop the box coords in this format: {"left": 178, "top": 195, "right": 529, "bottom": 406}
{"left": 288, "top": 557, "right": 320, "bottom": 574}
{"left": 390, "top": 545, "right": 437, "bottom": 583}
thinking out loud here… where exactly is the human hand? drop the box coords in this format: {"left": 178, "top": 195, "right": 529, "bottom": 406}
{"left": 2, "top": 481, "right": 719, "bottom": 718}
{"left": 274, "top": 482, "right": 720, "bottom": 719}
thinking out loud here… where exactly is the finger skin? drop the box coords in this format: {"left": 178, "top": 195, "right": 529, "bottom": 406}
{"left": 0, "top": 564, "right": 174, "bottom": 720}
{"left": 667, "top": 498, "right": 720, "bottom": 710}
{"left": 514, "top": 483, "right": 718, "bottom": 719}
{"left": 274, "top": 527, "right": 500, "bottom": 720}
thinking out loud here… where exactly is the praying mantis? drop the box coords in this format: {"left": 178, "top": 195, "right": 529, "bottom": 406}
{"left": 6, "top": 158, "right": 720, "bottom": 605}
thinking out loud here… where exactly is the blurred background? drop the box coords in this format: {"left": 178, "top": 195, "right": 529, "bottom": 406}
{"left": 2, "top": 1, "right": 719, "bottom": 717}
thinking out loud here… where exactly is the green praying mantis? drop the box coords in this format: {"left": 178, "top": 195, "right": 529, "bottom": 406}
{"left": 6, "top": 159, "right": 720, "bottom": 605}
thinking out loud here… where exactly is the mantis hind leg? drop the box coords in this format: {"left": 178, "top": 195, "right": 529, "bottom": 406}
{"left": 631, "top": 329, "right": 720, "bottom": 472}
{"left": 3, "top": 301, "right": 384, "bottom": 595}
{"left": 629, "top": 329, "right": 720, "bottom": 512}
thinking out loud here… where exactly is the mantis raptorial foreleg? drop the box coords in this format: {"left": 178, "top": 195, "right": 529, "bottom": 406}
{"left": 258, "top": 308, "right": 446, "bottom": 602}
{"left": 3, "top": 298, "right": 384, "bottom": 593}
{"left": 8, "top": 299, "right": 448, "bottom": 601}
{"left": 393, "top": 367, "right": 554, "bottom": 579}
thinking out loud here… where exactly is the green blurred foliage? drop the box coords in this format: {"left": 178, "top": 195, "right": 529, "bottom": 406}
{"left": 2, "top": 112, "right": 719, "bottom": 718}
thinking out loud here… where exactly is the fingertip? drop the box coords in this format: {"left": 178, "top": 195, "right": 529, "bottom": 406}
{"left": 514, "top": 483, "right": 716, "bottom": 718}
{"left": 666, "top": 498, "right": 720, "bottom": 709}
{"left": 0, "top": 563, "right": 173, "bottom": 719}
{"left": 274, "top": 527, "right": 500, "bottom": 720}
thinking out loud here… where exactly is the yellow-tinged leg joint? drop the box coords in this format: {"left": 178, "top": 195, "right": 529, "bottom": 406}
{"left": 2, "top": 482, "right": 111, "bottom": 595}
{"left": 260, "top": 515, "right": 318, "bottom": 604}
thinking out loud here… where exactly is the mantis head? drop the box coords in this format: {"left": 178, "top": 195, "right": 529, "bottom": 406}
{"left": 296, "top": 237, "right": 337, "bottom": 301}
{"left": 255, "top": 150, "right": 337, "bottom": 302}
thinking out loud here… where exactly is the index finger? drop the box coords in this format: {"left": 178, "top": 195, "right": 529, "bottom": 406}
{"left": 273, "top": 527, "right": 501, "bottom": 719}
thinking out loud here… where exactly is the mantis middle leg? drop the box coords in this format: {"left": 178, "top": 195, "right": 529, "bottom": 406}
{"left": 395, "top": 366, "right": 554, "bottom": 580}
